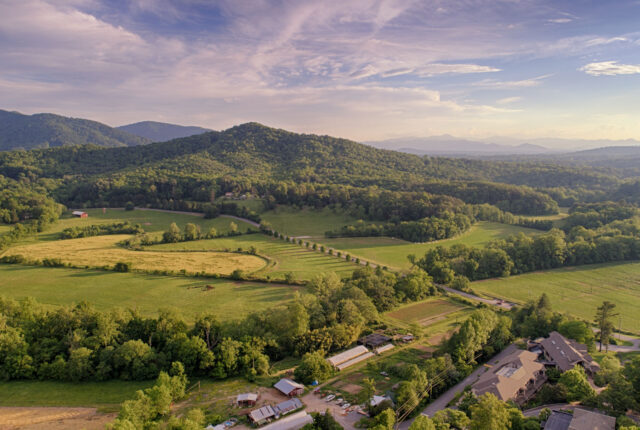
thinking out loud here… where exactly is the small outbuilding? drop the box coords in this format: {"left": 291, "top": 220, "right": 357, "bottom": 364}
{"left": 274, "top": 398, "right": 303, "bottom": 416}
{"left": 249, "top": 405, "right": 276, "bottom": 425}
{"left": 358, "top": 333, "right": 392, "bottom": 349}
{"left": 274, "top": 378, "right": 305, "bottom": 397}
{"left": 237, "top": 393, "right": 258, "bottom": 407}
{"left": 72, "top": 210, "right": 88, "bottom": 218}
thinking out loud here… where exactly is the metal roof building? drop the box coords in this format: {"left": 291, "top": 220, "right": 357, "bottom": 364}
{"left": 259, "top": 411, "right": 314, "bottom": 430}
{"left": 274, "top": 378, "right": 305, "bottom": 397}
{"left": 327, "top": 345, "right": 374, "bottom": 370}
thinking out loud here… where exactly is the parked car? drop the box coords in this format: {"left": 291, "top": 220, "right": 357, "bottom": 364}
{"left": 325, "top": 395, "right": 336, "bottom": 402}
{"left": 335, "top": 398, "right": 344, "bottom": 405}
{"left": 341, "top": 403, "right": 351, "bottom": 409}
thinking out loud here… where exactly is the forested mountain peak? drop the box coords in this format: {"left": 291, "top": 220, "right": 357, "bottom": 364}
{"left": 0, "top": 109, "right": 151, "bottom": 151}
{"left": 116, "top": 121, "right": 212, "bottom": 142}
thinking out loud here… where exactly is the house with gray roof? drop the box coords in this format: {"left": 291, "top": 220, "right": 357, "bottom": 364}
{"left": 543, "top": 409, "right": 615, "bottom": 430}
{"left": 249, "top": 405, "right": 276, "bottom": 425}
{"left": 274, "top": 378, "right": 305, "bottom": 397}
{"left": 535, "top": 331, "right": 600, "bottom": 375}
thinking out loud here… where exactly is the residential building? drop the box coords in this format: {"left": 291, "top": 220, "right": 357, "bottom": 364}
{"left": 471, "top": 349, "right": 546, "bottom": 405}
{"left": 533, "top": 331, "right": 600, "bottom": 375}
{"left": 543, "top": 409, "right": 615, "bottom": 430}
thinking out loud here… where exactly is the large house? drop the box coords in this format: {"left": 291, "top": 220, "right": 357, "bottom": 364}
{"left": 531, "top": 331, "right": 600, "bottom": 375}
{"left": 471, "top": 349, "right": 546, "bottom": 405}
{"left": 544, "top": 409, "right": 615, "bottom": 430}
{"left": 327, "top": 345, "right": 375, "bottom": 371}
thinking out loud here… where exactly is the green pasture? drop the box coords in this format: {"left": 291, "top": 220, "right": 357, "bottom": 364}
{"left": 261, "top": 206, "right": 361, "bottom": 237}
{"left": 0, "top": 265, "right": 299, "bottom": 321}
{"left": 472, "top": 261, "right": 640, "bottom": 333}
{"left": 318, "top": 221, "right": 541, "bottom": 270}
{"left": 150, "top": 233, "right": 360, "bottom": 281}
{"left": 386, "top": 298, "right": 467, "bottom": 324}
{"left": 31, "top": 208, "right": 254, "bottom": 243}
{"left": 0, "top": 380, "right": 153, "bottom": 409}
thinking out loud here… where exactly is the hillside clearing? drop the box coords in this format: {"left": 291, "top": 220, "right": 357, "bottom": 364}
{"left": 261, "top": 206, "right": 361, "bottom": 237}
{"left": 318, "top": 221, "right": 541, "bottom": 270}
{"left": 472, "top": 261, "right": 640, "bottom": 333}
{"left": 4, "top": 235, "right": 266, "bottom": 276}
{"left": 0, "top": 265, "right": 299, "bottom": 320}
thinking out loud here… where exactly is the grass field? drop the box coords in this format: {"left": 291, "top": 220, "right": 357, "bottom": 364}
{"left": 261, "top": 206, "right": 361, "bottom": 237}
{"left": 0, "top": 265, "right": 299, "bottom": 320}
{"left": 0, "top": 224, "right": 10, "bottom": 234}
{"left": 318, "top": 221, "right": 541, "bottom": 270}
{"left": 386, "top": 299, "right": 467, "bottom": 325}
{"left": 472, "top": 261, "right": 640, "bottom": 333}
{"left": 0, "top": 380, "right": 153, "bottom": 409}
{"left": 30, "top": 208, "right": 254, "bottom": 243}
{"left": 150, "top": 233, "right": 359, "bottom": 280}
{"left": 4, "top": 235, "right": 267, "bottom": 276}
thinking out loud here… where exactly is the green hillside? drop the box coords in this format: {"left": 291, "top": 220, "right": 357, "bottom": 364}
{"left": 0, "top": 109, "right": 151, "bottom": 151}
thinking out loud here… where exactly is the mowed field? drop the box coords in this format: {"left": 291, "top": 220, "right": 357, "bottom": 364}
{"left": 386, "top": 299, "right": 467, "bottom": 325}
{"left": 151, "top": 234, "right": 359, "bottom": 280}
{"left": 261, "top": 206, "right": 361, "bottom": 237}
{"left": 472, "top": 261, "right": 640, "bottom": 333}
{"left": 30, "top": 208, "right": 254, "bottom": 243}
{"left": 319, "top": 222, "right": 541, "bottom": 270}
{"left": 4, "top": 235, "right": 267, "bottom": 276}
{"left": 0, "top": 265, "right": 299, "bottom": 320}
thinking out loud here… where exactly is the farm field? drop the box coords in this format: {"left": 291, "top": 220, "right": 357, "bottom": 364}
{"left": 386, "top": 298, "right": 467, "bottom": 325}
{"left": 30, "top": 208, "right": 254, "bottom": 243}
{"left": 472, "top": 261, "right": 640, "bottom": 333}
{"left": 0, "top": 380, "right": 153, "bottom": 408}
{"left": 261, "top": 206, "right": 361, "bottom": 237}
{"left": 318, "top": 221, "right": 541, "bottom": 270}
{"left": 4, "top": 235, "right": 267, "bottom": 276}
{"left": 0, "top": 224, "right": 10, "bottom": 234}
{"left": 151, "top": 233, "right": 359, "bottom": 280}
{"left": 0, "top": 265, "right": 298, "bottom": 320}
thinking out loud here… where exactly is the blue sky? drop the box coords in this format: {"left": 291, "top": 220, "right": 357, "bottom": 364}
{"left": 1, "top": 0, "right": 640, "bottom": 142}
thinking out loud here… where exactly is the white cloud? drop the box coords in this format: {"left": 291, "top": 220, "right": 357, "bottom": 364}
{"left": 548, "top": 18, "right": 572, "bottom": 24}
{"left": 496, "top": 96, "right": 522, "bottom": 104}
{"left": 580, "top": 61, "right": 640, "bottom": 76}
{"left": 474, "top": 74, "right": 552, "bottom": 89}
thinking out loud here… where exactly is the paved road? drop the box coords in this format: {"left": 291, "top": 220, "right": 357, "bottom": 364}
{"left": 440, "top": 286, "right": 515, "bottom": 310}
{"left": 397, "top": 344, "right": 519, "bottom": 429}
{"left": 596, "top": 332, "right": 640, "bottom": 352}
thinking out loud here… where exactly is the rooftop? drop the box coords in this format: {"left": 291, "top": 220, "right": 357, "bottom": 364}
{"left": 327, "top": 345, "right": 370, "bottom": 367}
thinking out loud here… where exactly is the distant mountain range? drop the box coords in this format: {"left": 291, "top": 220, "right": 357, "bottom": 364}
{"left": 366, "top": 135, "right": 640, "bottom": 157}
{"left": 117, "top": 121, "right": 212, "bottom": 142}
{"left": 0, "top": 109, "right": 151, "bottom": 151}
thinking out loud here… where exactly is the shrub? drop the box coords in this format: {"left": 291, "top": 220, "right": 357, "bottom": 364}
{"left": 114, "top": 262, "right": 132, "bottom": 272}
{"left": 125, "top": 201, "right": 135, "bottom": 211}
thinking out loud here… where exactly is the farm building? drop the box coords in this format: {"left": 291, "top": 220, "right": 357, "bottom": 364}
{"left": 327, "top": 345, "right": 375, "bottom": 371}
{"left": 531, "top": 331, "right": 600, "bottom": 375}
{"left": 358, "top": 333, "right": 392, "bottom": 349}
{"left": 274, "top": 378, "right": 305, "bottom": 397}
{"left": 237, "top": 393, "right": 258, "bottom": 407}
{"left": 72, "top": 211, "right": 88, "bottom": 218}
{"left": 471, "top": 349, "right": 546, "bottom": 405}
{"left": 370, "top": 395, "right": 393, "bottom": 408}
{"left": 375, "top": 344, "right": 395, "bottom": 355}
{"left": 543, "top": 409, "right": 615, "bottom": 430}
{"left": 259, "top": 411, "right": 313, "bottom": 430}
{"left": 249, "top": 405, "right": 276, "bottom": 425}
{"left": 399, "top": 334, "right": 414, "bottom": 343}
{"left": 274, "top": 398, "right": 303, "bottom": 416}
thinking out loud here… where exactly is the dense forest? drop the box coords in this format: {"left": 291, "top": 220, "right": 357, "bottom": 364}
{"left": 0, "top": 109, "right": 151, "bottom": 151}
{"left": 2, "top": 122, "right": 634, "bottom": 218}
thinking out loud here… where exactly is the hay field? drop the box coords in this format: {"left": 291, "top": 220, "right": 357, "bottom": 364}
{"left": 4, "top": 235, "right": 266, "bottom": 276}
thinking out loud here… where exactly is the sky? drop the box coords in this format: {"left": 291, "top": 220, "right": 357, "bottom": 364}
{"left": 1, "top": 0, "right": 640, "bottom": 143}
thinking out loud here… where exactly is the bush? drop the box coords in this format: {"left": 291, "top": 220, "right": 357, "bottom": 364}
{"left": 114, "top": 262, "right": 131, "bottom": 272}
{"left": 125, "top": 201, "right": 135, "bottom": 211}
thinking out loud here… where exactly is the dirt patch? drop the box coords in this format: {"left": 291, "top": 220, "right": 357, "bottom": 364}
{"left": 0, "top": 407, "right": 115, "bottom": 430}
{"left": 340, "top": 384, "right": 362, "bottom": 395}
{"left": 426, "top": 333, "right": 448, "bottom": 346}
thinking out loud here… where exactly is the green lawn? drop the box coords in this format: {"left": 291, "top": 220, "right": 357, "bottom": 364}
{"left": 386, "top": 298, "right": 466, "bottom": 324}
{"left": 0, "top": 380, "right": 153, "bottom": 409}
{"left": 261, "top": 206, "right": 361, "bottom": 237}
{"left": 318, "top": 221, "right": 541, "bottom": 270}
{"left": 150, "top": 234, "right": 360, "bottom": 281}
{"left": 0, "top": 265, "right": 299, "bottom": 321}
{"left": 472, "top": 261, "right": 640, "bottom": 333}
{"left": 31, "top": 208, "right": 254, "bottom": 243}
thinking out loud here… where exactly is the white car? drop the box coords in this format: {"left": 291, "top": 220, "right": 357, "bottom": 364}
{"left": 325, "top": 395, "right": 335, "bottom": 402}
{"left": 341, "top": 403, "right": 351, "bottom": 409}
{"left": 335, "top": 398, "right": 344, "bottom": 405}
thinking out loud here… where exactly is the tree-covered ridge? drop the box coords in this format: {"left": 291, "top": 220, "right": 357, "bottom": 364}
{"left": 0, "top": 109, "right": 151, "bottom": 151}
